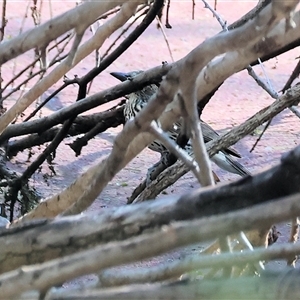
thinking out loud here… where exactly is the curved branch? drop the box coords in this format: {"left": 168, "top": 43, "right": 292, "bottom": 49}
{"left": 24, "top": 0, "right": 163, "bottom": 123}
{"left": 0, "top": 1, "right": 142, "bottom": 135}
{"left": 0, "top": 1, "right": 132, "bottom": 65}
{"left": 134, "top": 83, "right": 300, "bottom": 202}
{"left": 7, "top": 143, "right": 300, "bottom": 264}
{"left": 2, "top": 185, "right": 300, "bottom": 296}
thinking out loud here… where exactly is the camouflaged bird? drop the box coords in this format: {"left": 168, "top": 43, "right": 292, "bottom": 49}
{"left": 111, "top": 70, "right": 250, "bottom": 177}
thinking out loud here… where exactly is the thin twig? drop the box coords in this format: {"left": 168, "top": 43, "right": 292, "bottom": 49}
{"left": 0, "top": 0, "right": 7, "bottom": 100}
{"left": 286, "top": 217, "right": 299, "bottom": 267}
{"left": 156, "top": 16, "right": 174, "bottom": 62}
{"left": 250, "top": 118, "right": 272, "bottom": 153}
{"left": 65, "top": 31, "right": 84, "bottom": 67}
{"left": 0, "top": 33, "right": 73, "bottom": 100}
{"left": 165, "top": 0, "right": 172, "bottom": 28}
{"left": 11, "top": 1, "right": 31, "bottom": 87}
{"left": 0, "top": 65, "right": 172, "bottom": 144}
{"left": 97, "top": 7, "right": 121, "bottom": 21}
{"left": 148, "top": 122, "right": 200, "bottom": 179}
{"left": 87, "top": 4, "right": 146, "bottom": 94}
{"left": 0, "top": 69, "right": 46, "bottom": 103}
{"left": 136, "top": 84, "right": 300, "bottom": 202}
{"left": 1, "top": 57, "right": 40, "bottom": 93}
{"left": 47, "top": 33, "right": 74, "bottom": 67}
{"left": 192, "top": 0, "right": 195, "bottom": 20}
{"left": 202, "top": 0, "right": 300, "bottom": 150}
{"left": 282, "top": 58, "right": 300, "bottom": 92}
{"left": 238, "top": 231, "right": 265, "bottom": 273}
{"left": 100, "top": 4, "right": 148, "bottom": 59}
{"left": 20, "top": 0, "right": 162, "bottom": 127}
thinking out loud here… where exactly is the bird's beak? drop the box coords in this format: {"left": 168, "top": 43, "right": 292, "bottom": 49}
{"left": 110, "top": 72, "right": 130, "bottom": 82}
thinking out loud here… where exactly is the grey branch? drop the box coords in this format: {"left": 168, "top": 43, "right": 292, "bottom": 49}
{"left": 135, "top": 69, "right": 300, "bottom": 202}
{"left": 46, "top": 269, "right": 300, "bottom": 300}
{"left": 2, "top": 191, "right": 300, "bottom": 298}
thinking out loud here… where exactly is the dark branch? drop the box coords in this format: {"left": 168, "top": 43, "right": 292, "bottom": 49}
{"left": 6, "top": 106, "right": 124, "bottom": 158}
{"left": 0, "top": 64, "right": 172, "bottom": 144}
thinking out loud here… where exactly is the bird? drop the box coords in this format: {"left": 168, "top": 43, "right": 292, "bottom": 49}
{"left": 110, "top": 70, "right": 251, "bottom": 178}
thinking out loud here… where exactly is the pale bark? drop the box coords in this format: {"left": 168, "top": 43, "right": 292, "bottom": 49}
{"left": 97, "top": 239, "right": 299, "bottom": 286}
{"left": 0, "top": 2, "right": 299, "bottom": 299}
{"left": 0, "top": 1, "right": 132, "bottom": 65}
{"left": 0, "top": 1, "right": 141, "bottom": 135}
{"left": 132, "top": 10, "right": 300, "bottom": 202}
{"left": 1, "top": 192, "right": 300, "bottom": 298}
{"left": 13, "top": 1, "right": 300, "bottom": 221}
{"left": 46, "top": 269, "right": 300, "bottom": 300}
{"left": 147, "top": 123, "right": 200, "bottom": 178}
{"left": 0, "top": 64, "right": 172, "bottom": 142}
{"left": 53, "top": 2, "right": 300, "bottom": 216}
{"left": 2, "top": 152, "right": 300, "bottom": 271}
{"left": 5, "top": 1, "right": 300, "bottom": 220}
{"left": 135, "top": 83, "right": 300, "bottom": 202}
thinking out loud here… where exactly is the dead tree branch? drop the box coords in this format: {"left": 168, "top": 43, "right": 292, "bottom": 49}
{"left": 133, "top": 83, "right": 300, "bottom": 202}
{"left": 6, "top": 106, "right": 124, "bottom": 158}
{"left": 3, "top": 144, "right": 300, "bottom": 271}
{"left": 0, "top": 65, "right": 171, "bottom": 144}
{"left": 47, "top": 269, "right": 300, "bottom": 300}
{"left": 10, "top": 1, "right": 299, "bottom": 220}
{"left": 0, "top": 0, "right": 136, "bottom": 65}
{"left": 97, "top": 241, "right": 299, "bottom": 287}
{"left": 0, "top": 0, "right": 142, "bottom": 135}
{"left": 2, "top": 190, "right": 300, "bottom": 298}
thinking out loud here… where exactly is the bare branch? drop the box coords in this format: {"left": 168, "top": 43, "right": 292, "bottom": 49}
{"left": 0, "top": 1, "right": 142, "bottom": 135}
{"left": 0, "top": 65, "right": 172, "bottom": 143}
{"left": 0, "top": 0, "right": 133, "bottom": 65}
{"left": 136, "top": 83, "right": 300, "bottom": 201}
{"left": 155, "top": 16, "right": 174, "bottom": 62}
{"left": 3, "top": 191, "right": 300, "bottom": 298}
{"left": 6, "top": 106, "right": 124, "bottom": 157}
{"left": 65, "top": 30, "right": 84, "bottom": 67}
{"left": 9, "top": 2, "right": 300, "bottom": 220}
{"left": 63, "top": 1, "right": 300, "bottom": 215}
{"left": 178, "top": 90, "right": 214, "bottom": 186}
{"left": 4, "top": 145, "right": 300, "bottom": 272}
{"left": 98, "top": 238, "right": 300, "bottom": 287}
{"left": 47, "top": 269, "right": 300, "bottom": 300}
{"left": 148, "top": 122, "right": 200, "bottom": 181}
